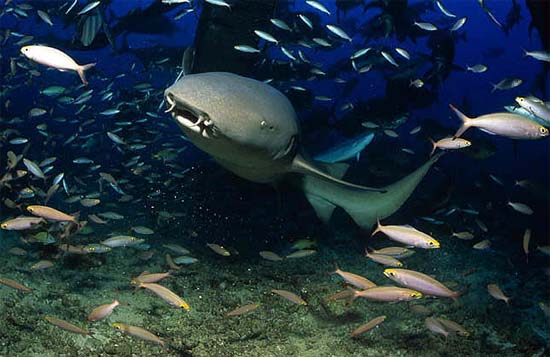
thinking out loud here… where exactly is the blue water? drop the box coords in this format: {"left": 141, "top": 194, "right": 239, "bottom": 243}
{"left": 0, "top": 0, "right": 549, "bottom": 355}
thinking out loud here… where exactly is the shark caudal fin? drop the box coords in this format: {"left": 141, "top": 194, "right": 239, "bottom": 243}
{"left": 299, "top": 153, "right": 443, "bottom": 231}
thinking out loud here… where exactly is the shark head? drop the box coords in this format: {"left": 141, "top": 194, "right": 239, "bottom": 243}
{"left": 164, "top": 72, "right": 299, "bottom": 183}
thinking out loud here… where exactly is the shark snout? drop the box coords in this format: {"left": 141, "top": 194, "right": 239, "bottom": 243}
{"left": 164, "top": 93, "right": 215, "bottom": 138}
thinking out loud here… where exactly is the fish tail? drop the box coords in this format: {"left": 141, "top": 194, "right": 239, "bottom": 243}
{"left": 371, "top": 218, "right": 382, "bottom": 236}
{"left": 520, "top": 47, "right": 527, "bottom": 57}
{"left": 449, "top": 104, "right": 472, "bottom": 138}
{"left": 429, "top": 138, "right": 437, "bottom": 157}
{"left": 346, "top": 288, "right": 359, "bottom": 305}
{"left": 490, "top": 83, "right": 497, "bottom": 93}
{"left": 77, "top": 62, "right": 96, "bottom": 86}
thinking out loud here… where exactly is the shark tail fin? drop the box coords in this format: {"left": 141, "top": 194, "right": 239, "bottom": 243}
{"left": 302, "top": 155, "right": 442, "bottom": 232}
{"left": 449, "top": 104, "right": 473, "bottom": 138}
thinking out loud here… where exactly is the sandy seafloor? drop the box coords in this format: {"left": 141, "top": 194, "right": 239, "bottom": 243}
{"left": 0, "top": 162, "right": 548, "bottom": 357}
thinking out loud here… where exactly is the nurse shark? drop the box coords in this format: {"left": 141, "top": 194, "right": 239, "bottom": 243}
{"left": 164, "top": 72, "right": 440, "bottom": 230}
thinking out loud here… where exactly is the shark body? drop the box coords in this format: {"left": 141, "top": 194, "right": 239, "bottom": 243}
{"left": 164, "top": 72, "right": 439, "bottom": 230}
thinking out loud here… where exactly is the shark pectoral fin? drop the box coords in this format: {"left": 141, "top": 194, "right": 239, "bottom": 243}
{"left": 305, "top": 194, "right": 337, "bottom": 224}
{"left": 292, "top": 154, "right": 385, "bottom": 193}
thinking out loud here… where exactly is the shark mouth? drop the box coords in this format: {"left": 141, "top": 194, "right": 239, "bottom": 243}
{"left": 164, "top": 93, "right": 216, "bottom": 138}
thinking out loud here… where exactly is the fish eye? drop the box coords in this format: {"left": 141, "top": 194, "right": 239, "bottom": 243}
{"left": 540, "top": 127, "right": 548, "bottom": 135}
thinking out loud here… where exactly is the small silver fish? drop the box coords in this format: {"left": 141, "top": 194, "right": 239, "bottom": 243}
{"left": 491, "top": 78, "right": 523, "bottom": 92}
{"left": 254, "top": 30, "right": 278, "bottom": 44}
{"left": 326, "top": 24, "right": 352, "bottom": 42}
{"left": 414, "top": 21, "right": 438, "bottom": 31}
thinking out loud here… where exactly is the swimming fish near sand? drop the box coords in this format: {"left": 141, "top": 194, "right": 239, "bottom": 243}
{"left": 350, "top": 316, "right": 386, "bottom": 338}
{"left": 271, "top": 289, "right": 307, "bottom": 305}
{"left": 372, "top": 220, "right": 440, "bottom": 249}
{"left": 349, "top": 286, "right": 422, "bottom": 302}
{"left": 45, "top": 316, "right": 93, "bottom": 336}
{"left": 383, "top": 268, "right": 460, "bottom": 301}
{"left": 112, "top": 323, "right": 165, "bottom": 346}
{"left": 88, "top": 297, "right": 125, "bottom": 321}
{"left": 138, "top": 282, "right": 190, "bottom": 311}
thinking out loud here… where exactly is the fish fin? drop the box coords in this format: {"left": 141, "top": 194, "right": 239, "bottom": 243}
{"left": 520, "top": 47, "right": 528, "bottom": 57}
{"left": 304, "top": 193, "right": 336, "bottom": 224}
{"left": 77, "top": 62, "right": 96, "bottom": 86}
{"left": 429, "top": 138, "right": 437, "bottom": 157}
{"left": 479, "top": 128, "right": 497, "bottom": 135}
{"left": 345, "top": 287, "right": 359, "bottom": 305}
{"left": 292, "top": 153, "right": 385, "bottom": 192}
{"left": 449, "top": 104, "right": 472, "bottom": 138}
{"left": 371, "top": 218, "right": 382, "bottom": 236}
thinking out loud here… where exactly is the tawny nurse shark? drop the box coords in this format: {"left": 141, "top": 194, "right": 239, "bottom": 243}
{"left": 164, "top": 72, "right": 440, "bottom": 230}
